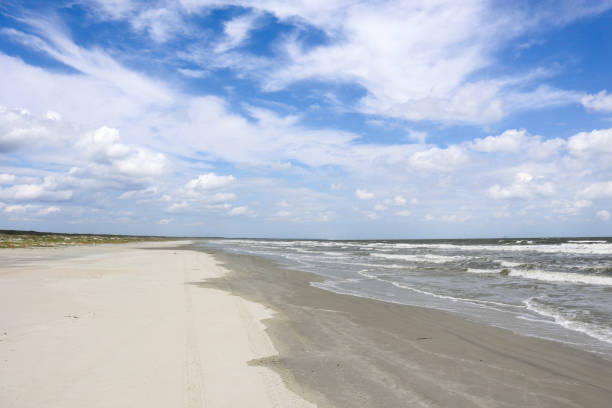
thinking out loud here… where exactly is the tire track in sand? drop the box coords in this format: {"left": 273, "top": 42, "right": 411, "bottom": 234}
{"left": 183, "top": 254, "right": 206, "bottom": 407}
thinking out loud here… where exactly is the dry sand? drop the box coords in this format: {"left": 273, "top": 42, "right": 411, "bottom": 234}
{"left": 0, "top": 242, "right": 314, "bottom": 408}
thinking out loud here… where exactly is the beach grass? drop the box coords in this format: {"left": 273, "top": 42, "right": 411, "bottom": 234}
{"left": 0, "top": 230, "right": 171, "bottom": 248}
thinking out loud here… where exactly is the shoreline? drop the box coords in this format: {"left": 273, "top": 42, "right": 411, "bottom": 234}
{"left": 194, "top": 245, "right": 612, "bottom": 407}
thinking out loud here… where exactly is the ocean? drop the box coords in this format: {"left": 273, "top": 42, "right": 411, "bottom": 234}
{"left": 200, "top": 237, "right": 612, "bottom": 359}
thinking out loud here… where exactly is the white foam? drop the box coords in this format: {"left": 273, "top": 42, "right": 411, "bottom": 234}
{"left": 567, "top": 240, "right": 607, "bottom": 243}
{"left": 321, "top": 251, "right": 346, "bottom": 256}
{"left": 496, "top": 260, "right": 522, "bottom": 268}
{"left": 507, "top": 269, "right": 612, "bottom": 286}
{"left": 466, "top": 268, "right": 501, "bottom": 274}
{"left": 524, "top": 298, "right": 612, "bottom": 344}
{"left": 357, "top": 270, "right": 377, "bottom": 279}
{"left": 370, "top": 253, "right": 467, "bottom": 263}
{"left": 391, "top": 242, "right": 612, "bottom": 255}
{"left": 389, "top": 281, "right": 517, "bottom": 310}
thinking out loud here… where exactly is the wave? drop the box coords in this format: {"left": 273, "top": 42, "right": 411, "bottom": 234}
{"left": 507, "top": 269, "right": 612, "bottom": 286}
{"left": 524, "top": 298, "right": 612, "bottom": 344}
{"left": 390, "top": 242, "right": 612, "bottom": 255}
{"left": 496, "top": 260, "right": 523, "bottom": 267}
{"left": 389, "top": 281, "right": 518, "bottom": 310}
{"left": 466, "top": 268, "right": 502, "bottom": 274}
{"left": 370, "top": 253, "right": 467, "bottom": 263}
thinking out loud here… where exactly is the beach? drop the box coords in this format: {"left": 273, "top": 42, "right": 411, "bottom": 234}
{"left": 0, "top": 242, "right": 314, "bottom": 408}
{"left": 1, "top": 242, "right": 611, "bottom": 407}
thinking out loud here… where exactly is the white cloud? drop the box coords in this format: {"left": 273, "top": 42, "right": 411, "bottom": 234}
{"left": 211, "top": 192, "right": 236, "bottom": 202}
{"left": 582, "top": 181, "right": 612, "bottom": 199}
{"left": 439, "top": 214, "right": 470, "bottom": 222}
{"left": 0, "top": 173, "right": 16, "bottom": 184}
{"left": 596, "top": 210, "right": 610, "bottom": 221}
{"left": 131, "top": 7, "right": 184, "bottom": 43}
{"left": 393, "top": 195, "right": 406, "bottom": 206}
{"left": 582, "top": 91, "right": 612, "bottom": 113}
{"left": 409, "top": 145, "right": 467, "bottom": 172}
{"left": 355, "top": 189, "right": 374, "bottom": 200}
{"left": 215, "top": 12, "right": 260, "bottom": 53}
{"left": 406, "top": 130, "right": 427, "bottom": 144}
{"left": 574, "top": 200, "right": 592, "bottom": 208}
{"left": 77, "top": 126, "right": 169, "bottom": 180}
{"left": 45, "top": 110, "right": 62, "bottom": 121}
{"left": 373, "top": 204, "right": 387, "bottom": 211}
{"left": 36, "top": 206, "right": 60, "bottom": 216}
{"left": 178, "top": 68, "right": 208, "bottom": 78}
{"left": 471, "top": 129, "right": 526, "bottom": 153}
{"left": 156, "top": 217, "right": 174, "bottom": 224}
{"left": 276, "top": 210, "right": 291, "bottom": 217}
{"left": 2, "top": 21, "right": 174, "bottom": 107}
{"left": 165, "top": 1, "right": 603, "bottom": 124}
{"left": 363, "top": 210, "right": 379, "bottom": 220}
{"left": 184, "top": 173, "right": 236, "bottom": 191}
{"left": 167, "top": 202, "right": 189, "bottom": 212}
{"left": 395, "top": 210, "right": 411, "bottom": 217}
{"left": 424, "top": 214, "right": 435, "bottom": 221}
{"left": 0, "top": 106, "right": 54, "bottom": 152}
{"left": 3, "top": 204, "right": 33, "bottom": 213}
{"left": 567, "top": 128, "right": 612, "bottom": 156}
{"left": 487, "top": 172, "right": 555, "bottom": 200}
{"left": 0, "top": 183, "right": 72, "bottom": 202}
{"left": 228, "top": 205, "right": 251, "bottom": 216}
{"left": 118, "top": 186, "right": 160, "bottom": 200}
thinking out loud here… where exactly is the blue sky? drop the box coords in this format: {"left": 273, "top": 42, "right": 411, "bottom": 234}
{"left": 1, "top": 0, "right": 611, "bottom": 238}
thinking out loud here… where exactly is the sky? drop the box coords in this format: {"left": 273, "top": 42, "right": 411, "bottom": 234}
{"left": 0, "top": 0, "right": 612, "bottom": 239}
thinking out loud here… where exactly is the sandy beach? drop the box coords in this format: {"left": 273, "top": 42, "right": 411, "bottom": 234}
{"left": 1, "top": 242, "right": 612, "bottom": 408}
{"left": 0, "top": 242, "right": 314, "bottom": 408}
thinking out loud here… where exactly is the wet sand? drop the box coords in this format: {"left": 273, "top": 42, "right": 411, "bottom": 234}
{"left": 194, "top": 246, "right": 612, "bottom": 408}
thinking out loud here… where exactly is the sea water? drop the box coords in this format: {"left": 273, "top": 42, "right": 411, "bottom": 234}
{"left": 200, "top": 238, "right": 612, "bottom": 359}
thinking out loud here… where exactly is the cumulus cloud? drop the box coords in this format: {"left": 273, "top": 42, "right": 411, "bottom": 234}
{"left": 373, "top": 204, "right": 387, "bottom": 211}
{"left": 184, "top": 173, "right": 236, "bottom": 190}
{"left": 409, "top": 145, "right": 467, "bottom": 172}
{"left": 581, "top": 91, "right": 612, "bottom": 113}
{"left": 276, "top": 210, "right": 291, "bottom": 217}
{"left": 166, "top": 201, "right": 189, "bottom": 212}
{"left": 471, "top": 129, "right": 526, "bottom": 153}
{"left": 487, "top": 172, "right": 555, "bottom": 200}
{"left": 156, "top": 217, "right": 174, "bottom": 224}
{"left": 355, "top": 189, "right": 374, "bottom": 200}
{"left": 228, "top": 205, "right": 251, "bottom": 216}
{"left": 37, "top": 206, "right": 60, "bottom": 215}
{"left": 78, "top": 126, "right": 169, "bottom": 178}
{"left": 393, "top": 195, "right": 406, "bottom": 205}
{"left": 0, "top": 182, "right": 72, "bottom": 202}
{"left": 211, "top": 192, "right": 236, "bottom": 202}
{"left": 582, "top": 181, "right": 612, "bottom": 198}
{"left": 567, "top": 128, "right": 612, "bottom": 156}
{"left": 596, "top": 210, "right": 610, "bottom": 221}
{"left": 0, "top": 106, "right": 56, "bottom": 152}
{"left": 574, "top": 200, "right": 592, "bottom": 208}
{"left": 0, "top": 173, "right": 16, "bottom": 184}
